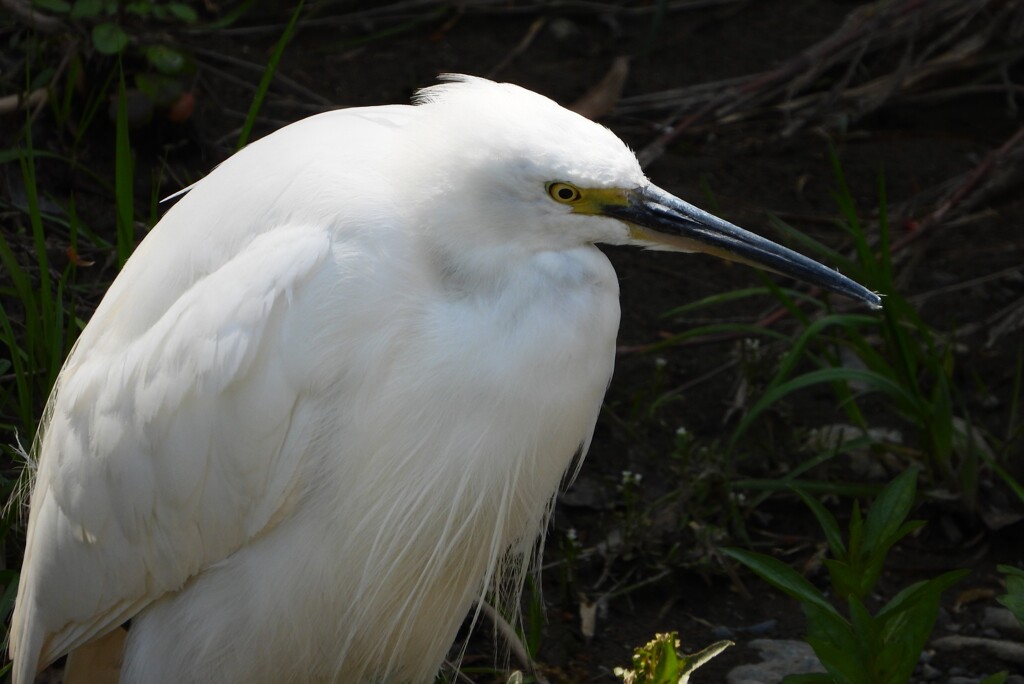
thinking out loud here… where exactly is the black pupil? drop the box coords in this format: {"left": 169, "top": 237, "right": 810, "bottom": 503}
{"left": 558, "top": 187, "right": 575, "bottom": 200}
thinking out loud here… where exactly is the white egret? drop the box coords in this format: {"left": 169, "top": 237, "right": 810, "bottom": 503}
{"left": 10, "top": 75, "right": 879, "bottom": 684}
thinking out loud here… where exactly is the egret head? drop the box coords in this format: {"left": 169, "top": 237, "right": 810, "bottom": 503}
{"left": 410, "top": 75, "right": 880, "bottom": 308}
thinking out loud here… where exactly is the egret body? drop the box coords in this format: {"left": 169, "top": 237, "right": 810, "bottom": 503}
{"left": 10, "top": 76, "right": 878, "bottom": 684}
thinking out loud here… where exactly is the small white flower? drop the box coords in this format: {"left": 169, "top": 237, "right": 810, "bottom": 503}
{"left": 620, "top": 470, "right": 642, "bottom": 486}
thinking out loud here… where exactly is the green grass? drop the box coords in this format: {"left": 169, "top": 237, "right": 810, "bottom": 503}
{"left": 996, "top": 565, "right": 1024, "bottom": 628}
{"left": 0, "top": 131, "right": 81, "bottom": 447}
{"left": 236, "top": 0, "right": 304, "bottom": 150}
{"left": 0, "top": 5, "right": 307, "bottom": 673}
{"left": 725, "top": 469, "right": 973, "bottom": 684}
{"left": 699, "top": 148, "right": 1011, "bottom": 513}
{"left": 627, "top": 150, "right": 1020, "bottom": 683}
{"left": 115, "top": 65, "right": 136, "bottom": 267}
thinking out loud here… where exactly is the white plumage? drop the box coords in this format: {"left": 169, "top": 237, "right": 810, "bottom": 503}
{"left": 10, "top": 75, "right": 878, "bottom": 684}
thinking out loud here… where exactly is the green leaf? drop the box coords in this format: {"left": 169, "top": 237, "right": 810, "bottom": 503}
{"left": 27, "top": 66, "right": 56, "bottom": 92}
{"left": 767, "top": 213, "right": 849, "bottom": 268}
{"left": 979, "top": 673, "right": 1008, "bottom": 684}
{"left": 652, "top": 637, "right": 678, "bottom": 682}
{"left": 987, "top": 457, "right": 1024, "bottom": 505}
{"left": 0, "top": 570, "right": 20, "bottom": 622}
{"left": 847, "top": 596, "right": 876, "bottom": 652}
{"left": 197, "top": 0, "right": 257, "bottom": 29}
{"left": 875, "top": 636, "right": 915, "bottom": 684}
{"left": 678, "top": 640, "right": 733, "bottom": 679}
{"left": 167, "top": 2, "right": 197, "bottom": 22}
{"left": 70, "top": 0, "right": 103, "bottom": 18}
{"left": 791, "top": 487, "right": 846, "bottom": 558}
{"left": 860, "top": 520, "right": 926, "bottom": 597}
{"left": 996, "top": 565, "right": 1024, "bottom": 626}
{"left": 92, "top": 23, "right": 129, "bottom": 54}
{"left": 237, "top": 0, "right": 303, "bottom": 149}
{"left": 877, "top": 570, "right": 968, "bottom": 623}
{"left": 768, "top": 313, "right": 879, "bottom": 395}
{"left": 646, "top": 322, "right": 788, "bottom": 355}
{"left": 998, "top": 564, "right": 1024, "bottom": 581}
{"left": 805, "top": 630, "right": 868, "bottom": 684}
{"left": 662, "top": 287, "right": 776, "bottom": 319}
{"left": 731, "top": 368, "right": 923, "bottom": 447}
{"left": 145, "top": 45, "right": 188, "bottom": 75}
{"left": 114, "top": 67, "right": 135, "bottom": 266}
{"left": 847, "top": 501, "right": 863, "bottom": 560}
{"left": 874, "top": 570, "right": 967, "bottom": 682}
{"left": 823, "top": 559, "right": 861, "bottom": 602}
{"left": 723, "top": 548, "right": 843, "bottom": 621}
{"left": 125, "top": 1, "right": 150, "bottom": 16}
{"left": 134, "top": 73, "right": 182, "bottom": 107}
{"left": 34, "top": 0, "right": 71, "bottom": 12}
{"left": 758, "top": 273, "right": 808, "bottom": 325}
{"left": 862, "top": 468, "right": 918, "bottom": 557}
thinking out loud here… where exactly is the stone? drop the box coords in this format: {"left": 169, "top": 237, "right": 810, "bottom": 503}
{"left": 725, "top": 639, "right": 825, "bottom": 684}
{"left": 982, "top": 607, "right": 1024, "bottom": 637}
{"left": 932, "top": 635, "right": 1024, "bottom": 666}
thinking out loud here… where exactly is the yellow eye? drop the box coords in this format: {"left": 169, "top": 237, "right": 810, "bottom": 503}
{"left": 547, "top": 182, "right": 583, "bottom": 204}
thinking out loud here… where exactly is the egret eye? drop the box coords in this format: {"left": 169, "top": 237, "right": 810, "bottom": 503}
{"left": 547, "top": 182, "right": 583, "bottom": 204}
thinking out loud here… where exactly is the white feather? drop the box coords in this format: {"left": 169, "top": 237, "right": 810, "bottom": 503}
{"left": 11, "top": 77, "right": 631, "bottom": 683}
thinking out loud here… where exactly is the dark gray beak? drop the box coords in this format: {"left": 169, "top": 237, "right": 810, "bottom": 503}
{"left": 604, "top": 184, "right": 882, "bottom": 309}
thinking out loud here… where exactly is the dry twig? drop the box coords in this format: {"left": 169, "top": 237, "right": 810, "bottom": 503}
{"left": 630, "top": 0, "right": 1024, "bottom": 165}
{"left": 1, "top": 0, "right": 63, "bottom": 33}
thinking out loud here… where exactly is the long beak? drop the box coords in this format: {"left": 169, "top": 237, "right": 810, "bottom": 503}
{"left": 604, "top": 184, "right": 882, "bottom": 309}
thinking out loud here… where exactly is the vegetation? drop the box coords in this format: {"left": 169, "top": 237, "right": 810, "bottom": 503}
{"left": 725, "top": 470, "right": 971, "bottom": 684}
{"left": 613, "top": 632, "right": 732, "bottom": 684}
{"left": 2, "top": 1, "right": 1022, "bottom": 682}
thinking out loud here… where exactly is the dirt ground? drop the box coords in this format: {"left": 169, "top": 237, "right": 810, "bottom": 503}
{"left": 4, "top": 0, "right": 1024, "bottom": 682}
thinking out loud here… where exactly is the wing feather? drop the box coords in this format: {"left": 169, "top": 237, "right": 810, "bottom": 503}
{"left": 10, "top": 224, "right": 331, "bottom": 680}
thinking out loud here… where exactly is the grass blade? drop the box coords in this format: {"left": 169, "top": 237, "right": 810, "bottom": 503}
{"left": 791, "top": 487, "right": 847, "bottom": 558}
{"left": 237, "top": 0, "right": 304, "bottom": 150}
{"left": 731, "top": 367, "right": 925, "bottom": 447}
{"left": 723, "top": 547, "right": 844, "bottom": 621}
{"left": 862, "top": 467, "right": 918, "bottom": 555}
{"left": 115, "top": 65, "right": 135, "bottom": 268}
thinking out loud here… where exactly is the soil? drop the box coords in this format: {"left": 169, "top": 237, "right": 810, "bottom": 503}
{"left": 4, "top": 1, "right": 1024, "bottom": 682}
